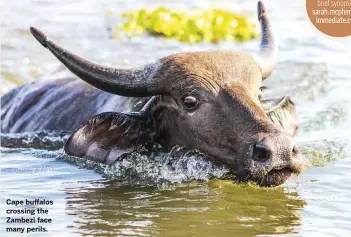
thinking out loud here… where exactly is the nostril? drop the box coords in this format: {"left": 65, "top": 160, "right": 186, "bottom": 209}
{"left": 292, "top": 145, "right": 299, "bottom": 155}
{"left": 253, "top": 142, "right": 272, "bottom": 162}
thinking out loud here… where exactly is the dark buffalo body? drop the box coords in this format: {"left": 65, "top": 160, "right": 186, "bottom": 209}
{"left": 1, "top": 73, "right": 142, "bottom": 133}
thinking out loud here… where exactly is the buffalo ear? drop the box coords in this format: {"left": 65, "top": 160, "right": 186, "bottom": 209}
{"left": 262, "top": 96, "right": 298, "bottom": 136}
{"left": 64, "top": 112, "right": 155, "bottom": 165}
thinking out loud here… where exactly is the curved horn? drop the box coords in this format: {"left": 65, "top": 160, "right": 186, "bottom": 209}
{"left": 29, "top": 27, "right": 163, "bottom": 97}
{"left": 254, "top": 1, "right": 278, "bottom": 79}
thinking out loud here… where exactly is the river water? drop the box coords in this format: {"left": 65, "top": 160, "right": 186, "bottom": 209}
{"left": 1, "top": 0, "right": 351, "bottom": 236}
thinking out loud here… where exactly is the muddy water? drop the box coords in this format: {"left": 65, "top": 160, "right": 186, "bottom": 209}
{"left": 1, "top": 0, "right": 351, "bottom": 236}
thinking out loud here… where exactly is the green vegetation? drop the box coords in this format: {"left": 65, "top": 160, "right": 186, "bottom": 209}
{"left": 110, "top": 7, "right": 259, "bottom": 43}
{"left": 1, "top": 72, "right": 22, "bottom": 86}
{"left": 301, "top": 140, "right": 346, "bottom": 167}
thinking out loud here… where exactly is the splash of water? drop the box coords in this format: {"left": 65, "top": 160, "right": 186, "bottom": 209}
{"left": 0, "top": 131, "right": 347, "bottom": 185}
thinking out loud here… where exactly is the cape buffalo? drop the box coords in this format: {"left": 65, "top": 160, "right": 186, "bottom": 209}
{"left": 0, "top": 1, "right": 304, "bottom": 186}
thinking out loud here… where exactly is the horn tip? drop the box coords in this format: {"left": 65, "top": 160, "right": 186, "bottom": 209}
{"left": 30, "top": 27, "right": 48, "bottom": 48}
{"left": 257, "top": 1, "right": 267, "bottom": 22}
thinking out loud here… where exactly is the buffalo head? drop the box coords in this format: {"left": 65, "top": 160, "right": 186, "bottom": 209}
{"left": 30, "top": 1, "right": 304, "bottom": 187}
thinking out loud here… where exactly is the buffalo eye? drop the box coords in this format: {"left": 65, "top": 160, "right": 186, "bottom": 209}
{"left": 182, "top": 95, "right": 199, "bottom": 110}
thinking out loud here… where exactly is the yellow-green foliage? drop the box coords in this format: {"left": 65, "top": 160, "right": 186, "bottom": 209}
{"left": 114, "top": 7, "right": 259, "bottom": 43}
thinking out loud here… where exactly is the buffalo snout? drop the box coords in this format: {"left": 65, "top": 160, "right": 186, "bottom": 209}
{"left": 245, "top": 132, "right": 304, "bottom": 187}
